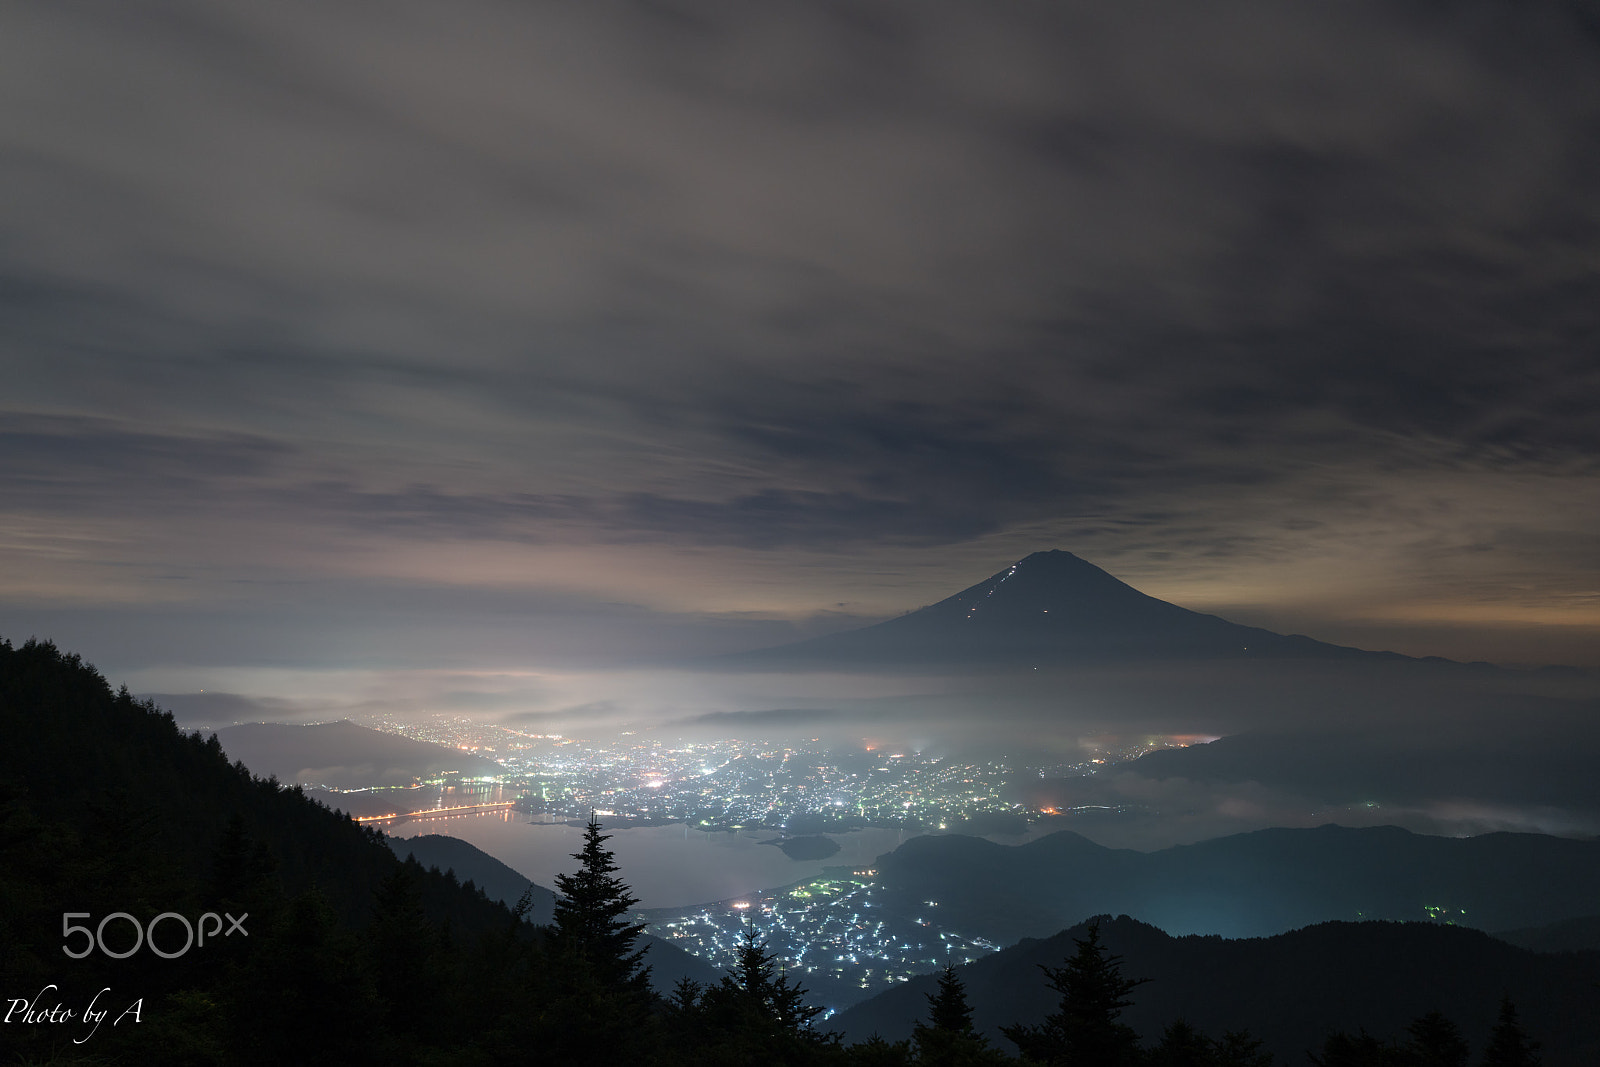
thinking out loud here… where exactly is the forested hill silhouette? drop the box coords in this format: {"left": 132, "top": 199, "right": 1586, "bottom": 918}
{"left": 0, "top": 638, "right": 536, "bottom": 1061}
{"left": 866, "top": 823, "right": 1600, "bottom": 943}
{"left": 0, "top": 638, "right": 722, "bottom": 1063}
{"left": 1495, "top": 914, "right": 1600, "bottom": 952}
{"left": 384, "top": 831, "right": 723, "bottom": 989}
{"left": 720, "top": 549, "right": 1418, "bottom": 668}
{"left": 388, "top": 833, "right": 558, "bottom": 923}
{"left": 833, "top": 914, "right": 1600, "bottom": 1066}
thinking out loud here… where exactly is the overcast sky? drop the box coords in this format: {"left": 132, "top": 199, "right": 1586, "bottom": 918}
{"left": 3, "top": 0, "right": 1599, "bottom": 720}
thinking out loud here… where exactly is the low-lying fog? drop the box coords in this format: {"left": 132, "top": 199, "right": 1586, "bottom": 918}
{"left": 157, "top": 655, "right": 1600, "bottom": 850}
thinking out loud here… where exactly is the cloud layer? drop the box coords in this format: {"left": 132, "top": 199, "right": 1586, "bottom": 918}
{"left": 2, "top": 0, "right": 1598, "bottom": 687}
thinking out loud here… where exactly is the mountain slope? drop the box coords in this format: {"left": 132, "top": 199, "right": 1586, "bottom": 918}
{"left": 385, "top": 831, "right": 724, "bottom": 989}
{"left": 0, "top": 637, "right": 728, "bottom": 1063}
{"left": 1126, "top": 728, "right": 1600, "bottom": 813}
{"left": 0, "top": 638, "right": 552, "bottom": 1062}
{"left": 722, "top": 549, "right": 1400, "bottom": 668}
{"left": 389, "top": 833, "right": 559, "bottom": 923}
{"left": 833, "top": 914, "right": 1600, "bottom": 1066}
{"left": 1491, "top": 914, "right": 1600, "bottom": 953}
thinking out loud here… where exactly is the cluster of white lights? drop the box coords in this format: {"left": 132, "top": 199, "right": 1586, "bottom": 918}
{"left": 966, "top": 561, "right": 1020, "bottom": 620}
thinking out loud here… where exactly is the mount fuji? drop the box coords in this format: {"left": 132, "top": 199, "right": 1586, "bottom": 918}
{"left": 722, "top": 550, "right": 1413, "bottom": 669}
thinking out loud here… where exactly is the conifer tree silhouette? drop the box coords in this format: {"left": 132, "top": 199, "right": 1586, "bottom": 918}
{"left": 723, "top": 923, "right": 824, "bottom": 1035}
{"left": 694, "top": 921, "right": 833, "bottom": 1064}
{"left": 1210, "top": 1028, "right": 1274, "bottom": 1067}
{"left": 1406, "top": 1010, "right": 1469, "bottom": 1067}
{"left": 1147, "top": 1019, "right": 1211, "bottom": 1067}
{"left": 540, "top": 815, "right": 656, "bottom": 1066}
{"left": 912, "top": 962, "right": 1007, "bottom": 1065}
{"left": 1309, "top": 1030, "right": 1399, "bottom": 1067}
{"left": 1147, "top": 1018, "right": 1273, "bottom": 1066}
{"left": 552, "top": 813, "right": 650, "bottom": 992}
{"left": 925, "top": 964, "right": 976, "bottom": 1034}
{"left": 365, "top": 863, "right": 442, "bottom": 1040}
{"left": 1480, "top": 998, "right": 1541, "bottom": 1067}
{"left": 1000, "top": 919, "right": 1147, "bottom": 1067}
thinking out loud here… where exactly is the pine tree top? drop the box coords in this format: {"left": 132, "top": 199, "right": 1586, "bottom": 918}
{"left": 1000, "top": 919, "right": 1149, "bottom": 1067}
{"left": 551, "top": 815, "right": 650, "bottom": 990}
{"left": 926, "top": 963, "right": 975, "bottom": 1034}
{"left": 1482, "top": 998, "right": 1542, "bottom": 1067}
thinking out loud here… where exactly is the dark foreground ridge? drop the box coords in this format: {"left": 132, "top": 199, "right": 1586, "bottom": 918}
{"left": 835, "top": 914, "right": 1600, "bottom": 1066}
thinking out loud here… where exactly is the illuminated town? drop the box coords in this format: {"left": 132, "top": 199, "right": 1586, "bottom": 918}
{"left": 350, "top": 715, "right": 1185, "bottom": 832}
{"left": 640, "top": 870, "right": 1001, "bottom": 1011}
{"left": 323, "top": 717, "right": 1190, "bottom": 1001}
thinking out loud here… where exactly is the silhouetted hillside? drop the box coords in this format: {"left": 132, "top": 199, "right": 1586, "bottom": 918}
{"left": 0, "top": 642, "right": 505, "bottom": 934}
{"left": 0, "top": 639, "right": 550, "bottom": 1062}
{"left": 868, "top": 823, "right": 1600, "bottom": 942}
{"left": 0, "top": 638, "right": 728, "bottom": 1064}
{"left": 388, "top": 832, "right": 558, "bottom": 922}
{"left": 387, "top": 832, "right": 723, "bottom": 990}
{"left": 834, "top": 914, "right": 1600, "bottom": 1066}
{"left": 1125, "top": 725, "right": 1600, "bottom": 814}
{"left": 1493, "top": 914, "right": 1600, "bottom": 953}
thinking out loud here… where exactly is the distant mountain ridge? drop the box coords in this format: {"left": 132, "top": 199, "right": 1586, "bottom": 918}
{"left": 1494, "top": 914, "right": 1600, "bottom": 953}
{"left": 722, "top": 549, "right": 1413, "bottom": 668}
{"left": 389, "top": 833, "right": 559, "bottom": 923}
{"left": 1125, "top": 728, "right": 1600, "bottom": 811}
{"left": 833, "top": 914, "right": 1600, "bottom": 1066}
{"left": 864, "top": 823, "right": 1600, "bottom": 943}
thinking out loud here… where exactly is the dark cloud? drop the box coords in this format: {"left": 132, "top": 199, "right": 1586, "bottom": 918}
{"left": 2, "top": 0, "right": 1598, "bottom": 696}
{"left": 0, "top": 414, "right": 291, "bottom": 505}
{"left": 0, "top": 585, "right": 828, "bottom": 675}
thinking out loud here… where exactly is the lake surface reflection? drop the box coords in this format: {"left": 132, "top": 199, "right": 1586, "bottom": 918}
{"left": 392, "top": 816, "right": 920, "bottom": 909}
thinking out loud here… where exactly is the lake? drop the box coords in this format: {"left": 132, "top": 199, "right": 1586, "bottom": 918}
{"left": 391, "top": 814, "right": 921, "bottom": 908}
